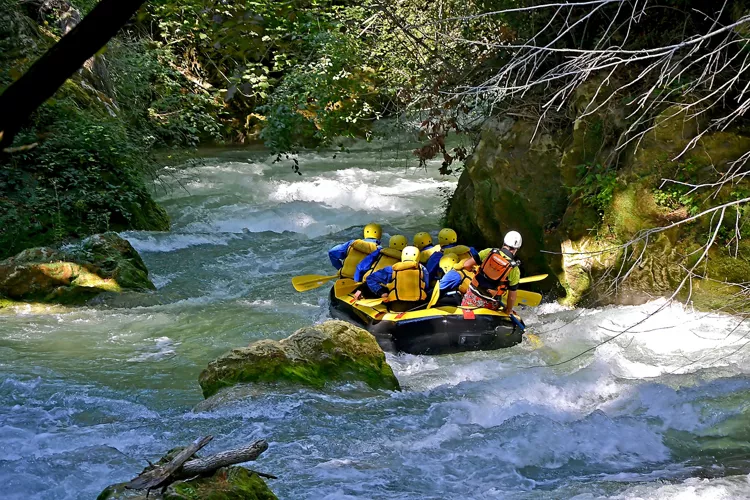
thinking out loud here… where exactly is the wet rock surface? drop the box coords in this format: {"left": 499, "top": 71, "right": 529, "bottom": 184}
{"left": 199, "top": 320, "right": 400, "bottom": 398}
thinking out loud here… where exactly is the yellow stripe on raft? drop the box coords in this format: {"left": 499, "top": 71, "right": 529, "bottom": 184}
{"left": 336, "top": 292, "right": 511, "bottom": 322}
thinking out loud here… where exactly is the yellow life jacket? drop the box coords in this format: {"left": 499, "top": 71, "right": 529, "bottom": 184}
{"left": 419, "top": 244, "right": 441, "bottom": 265}
{"left": 456, "top": 268, "right": 475, "bottom": 294}
{"left": 340, "top": 239, "right": 379, "bottom": 279}
{"left": 387, "top": 261, "right": 427, "bottom": 302}
{"left": 362, "top": 247, "right": 402, "bottom": 280}
{"left": 443, "top": 244, "right": 472, "bottom": 262}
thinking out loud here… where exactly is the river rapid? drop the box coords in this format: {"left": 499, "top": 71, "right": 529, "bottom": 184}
{"left": 1, "top": 147, "right": 749, "bottom": 499}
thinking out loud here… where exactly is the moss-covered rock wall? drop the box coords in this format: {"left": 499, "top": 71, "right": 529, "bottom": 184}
{"left": 446, "top": 87, "right": 750, "bottom": 309}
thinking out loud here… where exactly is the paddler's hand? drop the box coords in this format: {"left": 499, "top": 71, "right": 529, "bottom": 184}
{"left": 353, "top": 290, "right": 362, "bottom": 300}
{"left": 381, "top": 293, "right": 389, "bottom": 302}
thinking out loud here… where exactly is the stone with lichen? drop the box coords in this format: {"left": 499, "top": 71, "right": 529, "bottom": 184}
{"left": 199, "top": 320, "right": 400, "bottom": 399}
{"left": 0, "top": 232, "right": 154, "bottom": 305}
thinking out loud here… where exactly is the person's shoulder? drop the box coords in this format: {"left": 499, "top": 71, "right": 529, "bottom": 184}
{"left": 478, "top": 248, "right": 493, "bottom": 259}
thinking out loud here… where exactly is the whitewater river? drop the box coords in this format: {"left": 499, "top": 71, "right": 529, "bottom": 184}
{"left": 1, "top": 147, "right": 750, "bottom": 499}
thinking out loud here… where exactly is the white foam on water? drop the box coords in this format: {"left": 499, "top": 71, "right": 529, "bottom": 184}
{"left": 267, "top": 168, "right": 453, "bottom": 214}
{"left": 121, "top": 231, "right": 239, "bottom": 253}
{"left": 573, "top": 474, "right": 750, "bottom": 499}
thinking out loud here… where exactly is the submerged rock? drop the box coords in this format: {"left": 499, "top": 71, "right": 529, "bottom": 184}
{"left": 199, "top": 320, "right": 400, "bottom": 398}
{"left": 0, "top": 232, "right": 155, "bottom": 304}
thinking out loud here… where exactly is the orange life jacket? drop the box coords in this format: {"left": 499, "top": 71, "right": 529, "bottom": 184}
{"left": 470, "top": 248, "right": 517, "bottom": 298}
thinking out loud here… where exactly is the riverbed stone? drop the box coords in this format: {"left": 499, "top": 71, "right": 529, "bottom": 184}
{"left": 97, "top": 453, "right": 276, "bottom": 500}
{"left": 0, "top": 232, "right": 155, "bottom": 304}
{"left": 199, "top": 320, "right": 400, "bottom": 398}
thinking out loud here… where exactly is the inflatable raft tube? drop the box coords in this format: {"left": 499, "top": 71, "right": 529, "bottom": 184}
{"left": 328, "top": 288, "right": 523, "bottom": 355}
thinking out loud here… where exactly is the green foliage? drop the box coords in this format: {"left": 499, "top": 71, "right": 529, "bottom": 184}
{"left": 571, "top": 163, "right": 619, "bottom": 215}
{"left": 147, "top": 0, "right": 382, "bottom": 149}
{"left": 0, "top": 1, "right": 170, "bottom": 259}
{"left": 0, "top": 108, "right": 167, "bottom": 258}
{"left": 108, "top": 39, "right": 224, "bottom": 147}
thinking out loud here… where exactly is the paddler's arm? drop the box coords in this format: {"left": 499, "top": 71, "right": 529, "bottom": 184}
{"left": 366, "top": 266, "right": 391, "bottom": 297}
{"left": 425, "top": 251, "right": 443, "bottom": 281}
{"left": 328, "top": 240, "right": 353, "bottom": 269}
{"left": 462, "top": 248, "right": 485, "bottom": 271}
{"left": 439, "top": 270, "right": 461, "bottom": 291}
{"left": 503, "top": 267, "right": 521, "bottom": 314}
{"left": 354, "top": 249, "right": 379, "bottom": 282}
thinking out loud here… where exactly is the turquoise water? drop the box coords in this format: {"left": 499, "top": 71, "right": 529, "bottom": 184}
{"left": 1, "top": 147, "right": 749, "bottom": 499}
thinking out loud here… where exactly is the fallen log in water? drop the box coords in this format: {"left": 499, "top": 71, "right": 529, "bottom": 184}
{"left": 124, "top": 436, "right": 271, "bottom": 492}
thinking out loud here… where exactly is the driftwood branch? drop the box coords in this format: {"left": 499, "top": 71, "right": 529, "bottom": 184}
{"left": 180, "top": 439, "right": 269, "bottom": 477}
{"left": 125, "top": 437, "right": 271, "bottom": 491}
{"left": 126, "top": 435, "right": 213, "bottom": 490}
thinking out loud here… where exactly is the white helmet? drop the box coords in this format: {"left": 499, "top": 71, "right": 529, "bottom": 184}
{"left": 503, "top": 231, "right": 522, "bottom": 249}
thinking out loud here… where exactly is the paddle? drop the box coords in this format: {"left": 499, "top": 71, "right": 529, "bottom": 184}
{"left": 426, "top": 284, "right": 441, "bottom": 309}
{"left": 515, "top": 290, "right": 543, "bottom": 307}
{"left": 292, "top": 273, "right": 339, "bottom": 292}
{"left": 518, "top": 274, "right": 548, "bottom": 284}
{"left": 334, "top": 279, "right": 362, "bottom": 297}
{"left": 510, "top": 313, "right": 543, "bottom": 348}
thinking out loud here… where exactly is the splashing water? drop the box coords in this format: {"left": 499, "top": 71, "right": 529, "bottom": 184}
{"left": 1, "top": 148, "right": 749, "bottom": 499}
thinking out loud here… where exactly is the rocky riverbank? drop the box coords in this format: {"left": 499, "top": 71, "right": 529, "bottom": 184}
{"left": 445, "top": 81, "right": 750, "bottom": 309}
{"left": 0, "top": 232, "right": 156, "bottom": 306}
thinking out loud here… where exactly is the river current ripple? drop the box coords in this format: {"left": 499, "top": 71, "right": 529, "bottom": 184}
{"left": 1, "top": 148, "right": 749, "bottom": 499}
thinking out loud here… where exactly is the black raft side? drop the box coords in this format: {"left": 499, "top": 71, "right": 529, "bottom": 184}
{"left": 328, "top": 288, "right": 523, "bottom": 355}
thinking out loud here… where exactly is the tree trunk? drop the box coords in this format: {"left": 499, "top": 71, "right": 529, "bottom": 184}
{"left": 0, "top": 0, "right": 145, "bottom": 148}
{"left": 124, "top": 437, "right": 271, "bottom": 492}
{"left": 125, "top": 436, "right": 213, "bottom": 491}
{"left": 180, "top": 440, "right": 269, "bottom": 478}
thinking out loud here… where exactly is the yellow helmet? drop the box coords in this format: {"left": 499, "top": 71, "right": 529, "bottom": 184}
{"left": 413, "top": 232, "right": 433, "bottom": 250}
{"left": 363, "top": 223, "right": 382, "bottom": 240}
{"left": 401, "top": 246, "right": 420, "bottom": 263}
{"left": 438, "top": 228, "right": 458, "bottom": 246}
{"left": 439, "top": 254, "right": 459, "bottom": 274}
{"left": 389, "top": 234, "right": 408, "bottom": 251}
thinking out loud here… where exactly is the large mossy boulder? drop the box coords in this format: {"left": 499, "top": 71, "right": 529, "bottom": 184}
{"left": 446, "top": 83, "right": 750, "bottom": 308}
{"left": 445, "top": 117, "right": 567, "bottom": 284}
{"left": 199, "top": 320, "right": 400, "bottom": 398}
{"left": 0, "top": 232, "right": 155, "bottom": 304}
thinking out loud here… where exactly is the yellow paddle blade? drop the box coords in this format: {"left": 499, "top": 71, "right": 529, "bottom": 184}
{"left": 518, "top": 274, "right": 549, "bottom": 284}
{"left": 525, "top": 333, "right": 544, "bottom": 349}
{"left": 334, "top": 279, "right": 362, "bottom": 297}
{"left": 516, "top": 290, "right": 542, "bottom": 307}
{"left": 355, "top": 298, "right": 385, "bottom": 308}
{"left": 292, "top": 274, "right": 339, "bottom": 292}
{"left": 426, "top": 285, "right": 441, "bottom": 309}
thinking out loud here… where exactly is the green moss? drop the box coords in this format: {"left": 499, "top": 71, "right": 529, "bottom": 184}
{"left": 201, "top": 347, "right": 398, "bottom": 399}
{"left": 165, "top": 468, "right": 277, "bottom": 500}
{"left": 559, "top": 266, "right": 591, "bottom": 307}
{"left": 96, "top": 467, "right": 277, "bottom": 500}
{"left": 199, "top": 321, "right": 400, "bottom": 399}
{"left": 0, "top": 296, "right": 19, "bottom": 309}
